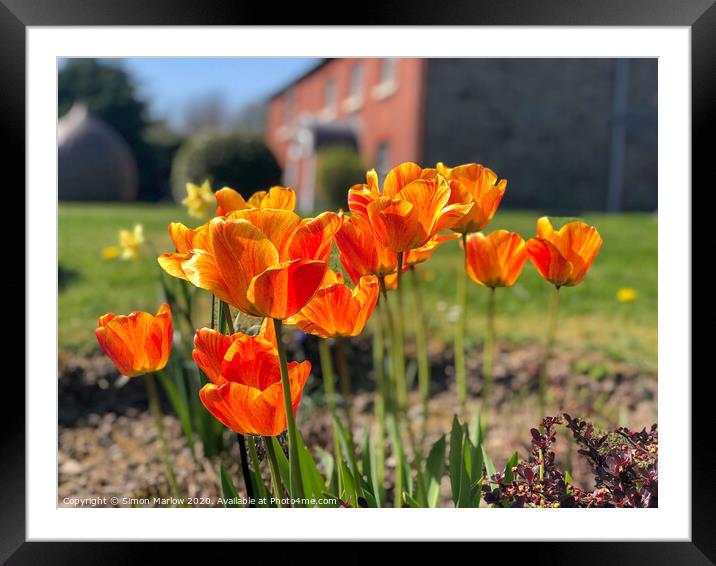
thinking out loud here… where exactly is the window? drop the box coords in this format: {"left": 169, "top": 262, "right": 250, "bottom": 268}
{"left": 375, "top": 142, "right": 391, "bottom": 181}
{"left": 324, "top": 78, "right": 337, "bottom": 114}
{"left": 372, "top": 58, "right": 398, "bottom": 100}
{"left": 349, "top": 62, "right": 364, "bottom": 102}
{"left": 379, "top": 58, "right": 397, "bottom": 86}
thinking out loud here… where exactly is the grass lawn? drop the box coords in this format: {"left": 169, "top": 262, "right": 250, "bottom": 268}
{"left": 59, "top": 204, "right": 657, "bottom": 370}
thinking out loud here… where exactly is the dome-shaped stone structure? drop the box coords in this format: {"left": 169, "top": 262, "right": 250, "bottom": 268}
{"left": 58, "top": 102, "right": 138, "bottom": 201}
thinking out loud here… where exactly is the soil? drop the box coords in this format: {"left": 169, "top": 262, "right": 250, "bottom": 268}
{"left": 58, "top": 337, "right": 657, "bottom": 507}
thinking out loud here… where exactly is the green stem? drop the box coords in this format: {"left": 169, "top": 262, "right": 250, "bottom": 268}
{"left": 372, "top": 301, "right": 386, "bottom": 506}
{"left": 318, "top": 338, "right": 343, "bottom": 490}
{"left": 538, "top": 286, "right": 561, "bottom": 415}
{"left": 263, "top": 436, "right": 285, "bottom": 507}
{"left": 482, "top": 287, "right": 496, "bottom": 412}
{"left": 221, "top": 301, "right": 235, "bottom": 334}
{"left": 318, "top": 339, "right": 337, "bottom": 413}
{"left": 378, "top": 277, "right": 396, "bottom": 416}
{"left": 455, "top": 233, "right": 468, "bottom": 417}
{"left": 393, "top": 252, "right": 407, "bottom": 413}
{"left": 410, "top": 267, "right": 430, "bottom": 448}
{"left": 335, "top": 337, "right": 355, "bottom": 437}
{"left": 272, "top": 318, "right": 305, "bottom": 501}
{"left": 145, "top": 373, "right": 183, "bottom": 503}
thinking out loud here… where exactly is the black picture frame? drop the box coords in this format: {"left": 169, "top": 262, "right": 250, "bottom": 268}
{"left": 6, "top": 0, "right": 709, "bottom": 561}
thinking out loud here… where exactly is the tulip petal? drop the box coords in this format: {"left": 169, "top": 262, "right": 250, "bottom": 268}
{"left": 181, "top": 249, "right": 235, "bottom": 307}
{"left": 215, "top": 187, "right": 248, "bottom": 216}
{"left": 199, "top": 382, "right": 262, "bottom": 436}
{"left": 157, "top": 252, "right": 191, "bottom": 280}
{"left": 227, "top": 208, "right": 302, "bottom": 258}
{"left": 221, "top": 334, "right": 281, "bottom": 390}
{"left": 383, "top": 162, "right": 423, "bottom": 197}
{"left": 527, "top": 238, "right": 574, "bottom": 287}
{"left": 247, "top": 259, "right": 327, "bottom": 320}
{"left": 168, "top": 223, "right": 196, "bottom": 253}
{"left": 208, "top": 217, "right": 280, "bottom": 313}
{"left": 288, "top": 211, "right": 341, "bottom": 262}
{"left": 367, "top": 196, "right": 419, "bottom": 252}
{"left": 261, "top": 186, "right": 296, "bottom": 211}
{"left": 192, "top": 328, "right": 235, "bottom": 384}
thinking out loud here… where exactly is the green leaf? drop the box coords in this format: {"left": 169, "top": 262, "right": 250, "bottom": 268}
{"left": 403, "top": 492, "right": 421, "bottom": 508}
{"left": 360, "top": 428, "right": 373, "bottom": 488}
{"left": 316, "top": 446, "right": 336, "bottom": 494}
{"left": 387, "top": 415, "right": 411, "bottom": 498}
{"left": 449, "top": 415, "right": 464, "bottom": 506}
{"left": 333, "top": 415, "right": 361, "bottom": 490}
{"left": 158, "top": 369, "right": 195, "bottom": 457}
{"left": 504, "top": 451, "right": 519, "bottom": 484}
{"left": 369, "top": 430, "right": 385, "bottom": 508}
{"left": 425, "top": 434, "right": 446, "bottom": 508}
{"left": 219, "top": 462, "right": 242, "bottom": 508}
{"left": 271, "top": 437, "right": 290, "bottom": 494}
{"left": 296, "top": 431, "right": 325, "bottom": 505}
{"left": 482, "top": 445, "right": 496, "bottom": 479}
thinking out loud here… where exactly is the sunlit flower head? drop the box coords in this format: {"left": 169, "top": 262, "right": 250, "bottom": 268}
{"left": 441, "top": 163, "right": 506, "bottom": 234}
{"left": 334, "top": 212, "right": 397, "bottom": 285}
{"left": 286, "top": 269, "right": 380, "bottom": 339}
{"left": 95, "top": 304, "right": 172, "bottom": 378}
{"left": 465, "top": 230, "right": 528, "bottom": 288}
{"left": 101, "top": 246, "right": 120, "bottom": 260}
{"left": 527, "top": 217, "right": 602, "bottom": 288}
{"left": 182, "top": 180, "right": 215, "bottom": 219}
{"left": 158, "top": 201, "right": 340, "bottom": 320}
{"left": 616, "top": 287, "right": 638, "bottom": 302}
{"left": 347, "top": 163, "right": 472, "bottom": 253}
{"left": 194, "top": 324, "right": 310, "bottom": 436}
{"left": 119, "top": 224, "right": 144, "bottom": 260}
{"left": 215, "top": 186, "right": 296, "bottom": 216}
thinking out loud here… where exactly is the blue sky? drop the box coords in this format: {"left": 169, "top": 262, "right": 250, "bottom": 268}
{"left": 103, "top": 57, "right": 319, "bottom": 128}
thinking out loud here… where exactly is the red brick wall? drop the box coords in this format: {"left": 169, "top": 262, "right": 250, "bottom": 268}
{"left": 266, "top": 58, "right": 426, "bottom": 195}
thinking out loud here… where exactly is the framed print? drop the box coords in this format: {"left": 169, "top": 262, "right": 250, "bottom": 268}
{"left": 6, "top": 0, "right": 712, "bottom": 561}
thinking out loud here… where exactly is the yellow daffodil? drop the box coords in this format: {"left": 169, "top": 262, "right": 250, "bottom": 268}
{"left": 182, "top": 180, "right": 215, "bottom": 219}
{"left": 119, "top": 224, "right": 144, "bottom": 260}
{"left": 101, "top": 246, "right": 120, "bottom": 260}
{"left": 616, "top": 287, "right": 638, "bottom": 302}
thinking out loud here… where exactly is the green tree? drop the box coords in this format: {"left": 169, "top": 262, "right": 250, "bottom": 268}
{"left": 316, "top": 146, "right": 366, "bottom": 210}
{"left": 58, "top": 59, "right": 163, "bottom": 200}
{"left": 171, "top": 130, "right": 281, "bottom": 202}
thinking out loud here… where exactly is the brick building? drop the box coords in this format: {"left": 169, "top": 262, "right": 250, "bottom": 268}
{"left": 265, "top": 58, "right": 657, "bottom": 213}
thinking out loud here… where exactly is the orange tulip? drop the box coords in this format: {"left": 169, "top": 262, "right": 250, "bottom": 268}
{"left": 526, "top": 217, "right": 603, "bottom": 287}
{"left": 443, "top": 163, "right": 507, "bottom": 234}
{"left": 286, "top": 269, "right": 380, "bottom": 339}
{"left": 347, "top": 163, "right": 472, "bottom": 253}
{"left": 95, "top": 304, "right": 172, "bottom": 377}
{"left": 158, "top": 206, "right": 341, "bottom": 319}
{"left": 465, "top": 230, "right": 528, "bottom": 288}
{"left": 194, "top": 326, "right": 310, "bottom": 437}
{"left": 215, "top": 185, "right": 297, "bottom": 216}
{"left": 334, "top": 212, "right": 397, "bottom": 285}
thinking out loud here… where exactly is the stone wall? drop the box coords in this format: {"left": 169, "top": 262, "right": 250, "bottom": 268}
{"left": 421, "top": 59, "right": 657, "bottom": 212}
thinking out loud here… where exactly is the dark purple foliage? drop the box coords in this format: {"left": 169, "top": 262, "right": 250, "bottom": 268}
{"left": 482, "top": 414, "right": 658, "bottom": 508}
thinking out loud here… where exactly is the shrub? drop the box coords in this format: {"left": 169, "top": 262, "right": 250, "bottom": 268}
{"left": 316, "top": 146, "right": 366, "bottom": 210}
{"left": 482, "top": 415, "right": 658, "bottom": 508}
{"left": 170, "top": 130, "right": 282, "bottom": 202}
